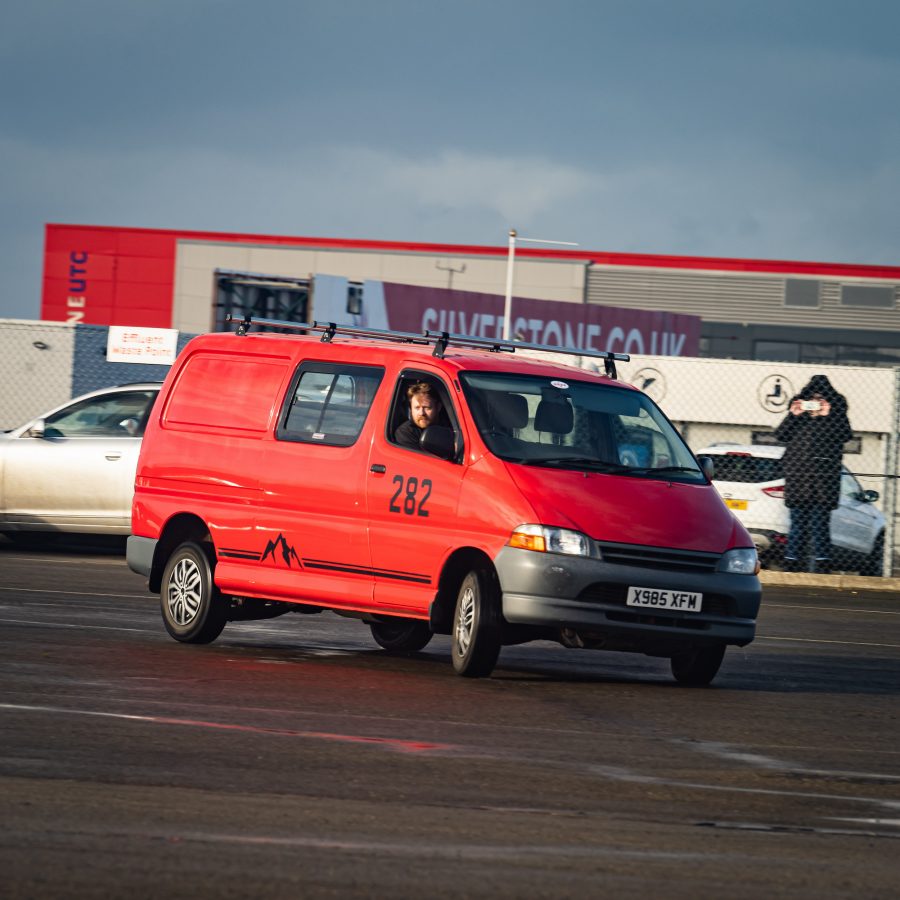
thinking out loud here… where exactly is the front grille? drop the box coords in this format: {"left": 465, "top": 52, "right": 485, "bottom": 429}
{"left": 606, "top": 611, "right": 711, "bottom": 630}
{"left": 596, "top": 540, "right": 720, "bottom": 573}
{"left": 577, "top": 582, "right": 735, "bottom": 618}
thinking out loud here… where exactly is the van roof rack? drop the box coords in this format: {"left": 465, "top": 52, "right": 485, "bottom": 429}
{"left": 224, "top": 315, "right": 631, "bottom": 378}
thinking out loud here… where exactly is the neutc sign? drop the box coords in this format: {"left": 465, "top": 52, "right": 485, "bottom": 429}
{"left": 66, "top": 251, "right": 88, "bottom": 323}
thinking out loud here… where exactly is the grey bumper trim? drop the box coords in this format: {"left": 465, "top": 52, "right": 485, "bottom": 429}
{"left": 127, "top": 535, "right": 158, "bottom": 577}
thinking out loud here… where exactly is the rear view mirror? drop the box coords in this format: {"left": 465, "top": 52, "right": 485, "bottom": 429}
{"left": 698, "top": 456, "right": 715, "bottom": 481}
{"left": 861, "top": 489, "right": 879, "bottom": 503}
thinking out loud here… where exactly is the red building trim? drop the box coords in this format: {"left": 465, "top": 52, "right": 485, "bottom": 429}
{"left": 41, "top": 222, "right": 900, "bottom": 328}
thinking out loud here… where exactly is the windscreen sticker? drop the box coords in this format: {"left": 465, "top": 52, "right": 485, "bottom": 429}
{"left": 550, "top": 380, "right": 569, "bottom": 389}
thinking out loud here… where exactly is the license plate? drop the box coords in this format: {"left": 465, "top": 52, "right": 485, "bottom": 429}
{"left": 626, "top": 586, "right": 703, "bottom": 613}
{"left": 725, "top": 498, "right": 748, "bottom": 510}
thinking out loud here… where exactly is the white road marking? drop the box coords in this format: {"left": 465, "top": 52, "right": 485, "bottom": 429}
{"left": 0, "top": 702, "right": 451, "bottom": 754}
{"left": 685, "top": 740, "right": 900, "bottom": 783}
{"left": 151, "top": 831, "right": 710, "bottom": 860}
{"left": 0, "top": 554, "right": 126, "bottom": 566}
{"left": 765, "top": 603, "right": 900, "bottom": 616}
{"left": 0, "top": 618, "right": 148, "bottom": 634}
{"left": 832, "top": 818, "right": 900, "bottom": 827}
{"left": 3, "top": 702, "right": 896, "bottom": 819}
{"left": 589, "top": 765, "right": 900, "bottom": 813}
{"left": 756, "top": 635, "right": 900, "bottom": 649}
{"left": 0, "top": 586, "right": 147, "bottom": 599}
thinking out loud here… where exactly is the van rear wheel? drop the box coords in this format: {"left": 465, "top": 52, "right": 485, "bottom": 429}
{"left": 370, "top": 618, "right": 433, "bottom": 652}
{"left": 451, "top": 568, "right": 502, "bottom": 677}
{"left": 160, "top": 541, "right": 227, "bottom": 644}
{"left": 670, "top": 644, "right": 725, "bottom": 686}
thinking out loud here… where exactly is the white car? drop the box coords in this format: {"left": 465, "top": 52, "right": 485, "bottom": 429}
{"left": 696, "top": 443, "right": 886, "bottom": 576}
{"left": 0, "top": 383, "right": 161, "bottom": 539}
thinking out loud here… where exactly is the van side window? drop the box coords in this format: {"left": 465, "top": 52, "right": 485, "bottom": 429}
{"left": 387, "top": 371, "right": 460, "bottom": 458}
{"left": 278, "top": 363, "right": 384, "bottom": 447}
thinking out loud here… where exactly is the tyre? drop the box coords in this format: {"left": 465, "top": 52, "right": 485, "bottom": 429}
{"left": 670, "top": 644, "right": 726, "bottom": 686}
{"left": 160, "top": 542, "right": 227, "bottom": 644}
{"left": 451, "top": 568, "right": 502, "bottom": 677}
{"left": 859, "top": 532, "right": 884, "bottom": 578}
{"left": 370, "top": 618, "right": 433, "bottom": 652}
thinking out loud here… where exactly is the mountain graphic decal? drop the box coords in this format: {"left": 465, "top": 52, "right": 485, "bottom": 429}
{"left": 261, "top": 533, "right": 303, "bottom": 568}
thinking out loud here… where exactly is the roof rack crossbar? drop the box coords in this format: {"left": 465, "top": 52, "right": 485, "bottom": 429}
{"left": 422, "top": 329, "right": 630, "bottom": 374}
{"left": 226, "top": 314, "right": 312, "bottom": 335}
{"left": 222, "top": 315, "right": 631, "bottom": 376}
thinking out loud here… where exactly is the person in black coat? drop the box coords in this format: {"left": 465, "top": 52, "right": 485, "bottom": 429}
{"left": 774, "top": 374, "right": 852, "bottom": 572}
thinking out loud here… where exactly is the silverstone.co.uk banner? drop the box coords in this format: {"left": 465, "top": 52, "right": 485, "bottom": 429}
{"left": 376, "top": 282, "right": 701, "bottom": 357}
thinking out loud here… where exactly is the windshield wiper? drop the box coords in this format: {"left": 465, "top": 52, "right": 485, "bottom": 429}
{"left": 626, "top": 465, "right": 700, "bottom": 476}
{"left": 525, "top": 457, "right": 633, "bottom": 473}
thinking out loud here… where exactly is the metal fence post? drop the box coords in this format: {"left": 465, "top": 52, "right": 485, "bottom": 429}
{"left": 884, "top": 367, "right": 900, "bottom": 577}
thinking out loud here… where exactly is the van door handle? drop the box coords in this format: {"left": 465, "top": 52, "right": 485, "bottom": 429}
{"left": 370, "top": 464, "right": 386, "bottom": 474}
{"left": 105, "top": 453, "right": 122, "bottom": 461}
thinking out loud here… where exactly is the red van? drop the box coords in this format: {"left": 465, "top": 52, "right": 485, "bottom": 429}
{"left": 128, "top": 320, "right": 760, "bottom": 685}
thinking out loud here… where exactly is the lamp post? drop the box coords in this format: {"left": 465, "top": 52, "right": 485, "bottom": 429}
{"left": 502, "top": 229, "right": 579, "bottom": 340}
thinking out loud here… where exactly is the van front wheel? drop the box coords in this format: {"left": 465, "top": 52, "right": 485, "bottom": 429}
{"left": 451, "top": 569, "right": 501, "bottom": 677}
{"left": 160, "top": 542, "right": 227, "bottom": 644}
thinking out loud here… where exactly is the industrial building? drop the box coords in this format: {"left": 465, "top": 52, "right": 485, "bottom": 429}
{"left": 42, "top": 223, "right": 900, "bottom": 365}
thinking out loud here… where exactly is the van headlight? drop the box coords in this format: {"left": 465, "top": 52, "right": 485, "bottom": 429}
{"left": 717, "top": 548, "right": 760, "bottom": 575}
{"left": 508, "top": 524, "right": 594, "bottom": 558}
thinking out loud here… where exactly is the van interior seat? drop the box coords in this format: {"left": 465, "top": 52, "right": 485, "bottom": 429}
{"left": 484, "top": 391, "right": 528, "bottom": 432}
{"left": 534, "top": 398, "right": 573, "bottom": 435}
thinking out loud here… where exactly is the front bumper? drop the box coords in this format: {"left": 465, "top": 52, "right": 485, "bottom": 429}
{"left": 495, "top": 545, "right": 761, "bottom": 649}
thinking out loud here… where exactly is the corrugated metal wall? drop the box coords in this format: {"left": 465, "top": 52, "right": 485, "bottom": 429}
{"left": 586, "top": 267, "right": 900, "bottom": 331}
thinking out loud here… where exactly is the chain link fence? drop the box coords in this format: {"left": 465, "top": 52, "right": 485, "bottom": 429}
{"left": 3, "top": 319, "right": 898, "bottom": 577}
{"left": 0, "top": 320, "right": 194, "bottom": 429}
{"left": 613, "top": 355, "right": 899, "bottom": 579}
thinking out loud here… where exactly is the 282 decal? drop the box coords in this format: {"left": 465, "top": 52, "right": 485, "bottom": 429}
{"left": 389, "top": 475, "right": 432, "bottom": 517}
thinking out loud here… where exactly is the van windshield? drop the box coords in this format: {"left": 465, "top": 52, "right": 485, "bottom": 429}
{"left": 460, "top": 372, "right": 704, "bottom": 483}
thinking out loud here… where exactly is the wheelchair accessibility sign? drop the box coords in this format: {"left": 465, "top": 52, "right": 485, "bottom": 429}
{"left": 758, "top": 375, "right": 795, "bottom": 414}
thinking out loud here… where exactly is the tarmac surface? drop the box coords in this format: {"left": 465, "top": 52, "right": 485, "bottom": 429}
{"left": 1, "top": 537, "right": 898, "bottom": 898}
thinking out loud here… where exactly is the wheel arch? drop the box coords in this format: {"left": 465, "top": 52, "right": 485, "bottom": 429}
{"left": 149, "top": 513, "right": 214, "bottom": 593}
{"left": 429, "top": 546, "right": 497, "bottom": 634}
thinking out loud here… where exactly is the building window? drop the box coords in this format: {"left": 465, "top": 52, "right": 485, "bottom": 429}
{"left": 784, "top": 279, "right": 821, "bottom": 308}
{"left": 799, "top": 343, "right": 837, "bottom": 364}
{"left": 840, "top": 284, "right": 896, "bottom": 308}
{"left": 754, "top": 341, "right": 799, "bottom": 362}
{"left": 754, "top": 339, "right": 900, "bottom": 368}
{"left": 214, "top": 271, "right": 311, "bottom": 331}
{"left": 836, "top": 344, "right": 900, "bottom": 366}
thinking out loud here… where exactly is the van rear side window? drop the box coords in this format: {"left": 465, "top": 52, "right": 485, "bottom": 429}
{"left": 164, "top": 353, "right": 290, "bottom": 433}
{"left": 278, "top": 363, "right": 384, "bottom": 446}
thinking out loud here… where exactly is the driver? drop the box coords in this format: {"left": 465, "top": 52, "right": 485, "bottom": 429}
{"left": 394, "top": 382, "right": 446, "bottom": 451}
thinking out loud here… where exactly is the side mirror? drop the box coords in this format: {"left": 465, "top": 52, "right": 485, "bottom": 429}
{"left": 420, "top": 425, "right": 456, "bottom": 461}
{"left": 27, "top": 418, "right": 47, "bottom": 438}
{"left": 861, "top": 489, "right": 879, "bottom": 503}
{"left": 698, "top": 455, "right": 715, "bottom": 481}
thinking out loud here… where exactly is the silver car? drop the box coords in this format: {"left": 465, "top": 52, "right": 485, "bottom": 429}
{"left": 0, "top": 383, "right": 161, "bottom": 538}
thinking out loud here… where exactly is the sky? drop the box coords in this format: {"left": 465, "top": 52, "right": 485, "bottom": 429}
{"left": 2, "top": 0, "right": 899, "bottom": 320}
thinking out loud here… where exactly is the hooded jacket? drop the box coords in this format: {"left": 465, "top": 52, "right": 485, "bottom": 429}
{"left": 774, "top": 375, "right": 852, "bottom": 509}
